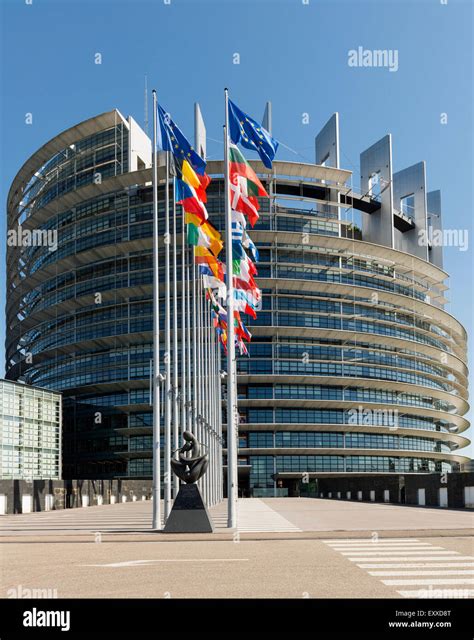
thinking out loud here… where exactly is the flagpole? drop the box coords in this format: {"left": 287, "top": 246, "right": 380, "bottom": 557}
{"left": 192, "top": 250, "right": 198, "bottom": 450}
{"left": 210, "top": 302, "right": 217, "bottom": 506}
{"left": 205, "top": 298, "right": 211, "bottom": 506}
{"left": 172, "top": 179, "right": 179, "bottom": 499}
{"left": 164, "top": 150, "right": 172, "bottom": 520}
{"left": 215, "top": 321, "right": 221, "bottom": 503}
{"left": 196, "top": 274, "right": 202, "bottom": 498}
{"left": 187, "top": 245, "right": 192, "bottom": 433}
{"left": 198, "top": 277, "right": 205, "bottom": 503}
{"left": 151, "top": 90, "right": 162, "bottom": 530}
{"left": 224, "top": 88, "right": 238, "bottom": 528}
{"left": 208, "top": 301, "right": 214, "bottom": 506}
{"left": 218, "top": 342, "right": 223, "bottom": 503}
{"left": 181, "top": 207, "right": 187, "bottom": 439}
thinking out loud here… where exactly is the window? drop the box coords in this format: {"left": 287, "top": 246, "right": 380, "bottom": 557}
{"left": 368, "top": 172, "right": 381, "bottom": 199}
{"left": 400, "top": 193, "right": 415, "bottom": 217}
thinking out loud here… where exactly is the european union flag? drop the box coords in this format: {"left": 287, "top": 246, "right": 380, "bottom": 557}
{"left": 228, "top": 99, "right": 279, "bottom": 169}
{"left": 157, "top": 104, "right": 206, "bottom": 175}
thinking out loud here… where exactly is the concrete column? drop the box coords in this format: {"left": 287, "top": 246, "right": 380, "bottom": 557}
{"left": 22, "top": 495, "right": 32, "bottom": 513}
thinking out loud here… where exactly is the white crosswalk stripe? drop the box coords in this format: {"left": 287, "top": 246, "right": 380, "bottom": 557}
{"left": 347, "top": 556, "right": 474, "bottom": 562}
{"left": 341, "top": 550, "right": 456, "bottom": 555}
{"left": 383, "top": 578, "right": 474, "bottom": 586}
{"left": 322, "top": 538, "right": 474, "bottom": 599}
{"left": 369, "top": 570, "right": 474, "bottom": 576}
{"left": 398, "top": 589, "right": 474, "bottom": 598}
{"left": 322, "top": 538, "right": 416, "bottom": 542}
{"left": 359, "top": 563, "right": 474, "bottom": 569}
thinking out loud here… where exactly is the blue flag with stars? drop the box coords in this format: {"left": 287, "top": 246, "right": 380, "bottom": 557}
{"left": 228, "top": 99, "right": 279, "bottom": 169}
{"left": 157, "top": 104, "right": 206, "bottom": 175}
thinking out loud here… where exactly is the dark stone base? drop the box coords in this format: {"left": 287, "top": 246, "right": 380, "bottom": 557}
{"left": 163, "top": 484, "right": 214, "bottom": 533}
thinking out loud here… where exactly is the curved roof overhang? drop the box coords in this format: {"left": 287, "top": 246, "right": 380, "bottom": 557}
{"left": 8, "top": 109, "right": 129, "bottom": 213}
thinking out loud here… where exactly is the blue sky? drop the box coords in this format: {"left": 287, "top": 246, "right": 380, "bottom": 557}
{"left": 1, "top": 0, "right": 472, "bottom": 454}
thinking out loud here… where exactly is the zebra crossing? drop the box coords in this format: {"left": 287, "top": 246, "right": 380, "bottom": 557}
{"left": 322, "top": 538, "right": 474, "bottom": 598}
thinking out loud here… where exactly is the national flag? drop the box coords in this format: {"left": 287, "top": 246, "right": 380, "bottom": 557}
{"left": 185, "top": 211, "right": 205, "bottom": 227}
{"left": 231, "top": 220, "right": 244, "bottom": 243}
{"left": 229, "top": 144, "right": 268, "bottom": 197}
{"left": 240, "top": 255, "right": 258, "bottom": 280}
{"left": 242, "top": 231, "right": 259, "bottom": 261}
{"left": 233, "top": 298, "right": 257, "bottom": 319}
{"left": 178, "top": 184, "right": 209, "bottom": 222}
{"left": 237, "top": 339, "right": 249, "bottom": 356}
{"left": 194, "top": 248, "right": 224, "bottom": 280}
{"left": 188, "top": 222, "right": 222, "bottom": 258}
{"left": 157, "top": 104, "right": 206, "bottom": 175}
{"left": 180, "top": 160, "right": 211, "bottom": 205}
{"left": 201, "top": 221, "right": 223, "bottom": 256}
{"left": 175, "top": 178, "right": 194, "bottom": 202}
{"left": 231, "top": 210, "right": 248, "bottom": 229}
{"left": 209, "top": 290, "right": 227, "bottom": 315}
{"left": 182, "top": 159, "right": 200, "bottom": 189}
{"left": 234, "top": 276, "right": 258, "bottom": 293}
{"left": 232, "top": 241, "right": 246, "bottom": 260}
{"left": 203, "top": 275, "right": 226, "bottom": 298}
{"left": 235, "top": 314, "right": 252, "bottom": 342}
{"left": 198, "top": 264, "right": 214, "bottom": 277}
{"left": 228, "top": 100, "right": 279, "bottom": 169}
{"left": 230, "top": 180, "right": 260, "bottom": 227}
{"left": 234, "top": 289, "right": 259, "bottom": 319}
{"left": 235, "top": 288, "right": 260, "bottom": 307}
{"left": 187, "top": 223, "right": 209, "bottom": 249}
{"left": 196, "top": 172, "right": 211, "bottom": 203}
{"left": 234, "top": 258, "right": 258, "bottom": 289}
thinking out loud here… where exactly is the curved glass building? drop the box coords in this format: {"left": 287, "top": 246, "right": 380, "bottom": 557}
{"left": 6, "top": 109, "right": 470, "bottom": 491}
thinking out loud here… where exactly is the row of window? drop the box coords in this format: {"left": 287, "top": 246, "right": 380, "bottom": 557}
{"left": 243, "top": 408, "right": 453, "bottom": 429}
{"left": 243, "top": 432, "right": 450, "bottom": 453}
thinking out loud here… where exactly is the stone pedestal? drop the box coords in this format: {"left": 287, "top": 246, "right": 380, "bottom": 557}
{"left": 163, "top": 484, "right": 214, "bottom": 533}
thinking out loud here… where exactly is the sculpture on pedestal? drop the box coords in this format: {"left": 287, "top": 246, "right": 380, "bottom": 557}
{"left": 163, "top": 430, "right": 214, "bottom": 533}
{"left": 170, "top": 431, "right": 209, "bottom": 484}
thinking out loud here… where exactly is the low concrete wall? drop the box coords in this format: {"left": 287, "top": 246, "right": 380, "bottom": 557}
{"left": 0, "top": 479, "right": 153, "bottom": 514}
{"left": 316, "top": 473, "right": 474, "bottom": 509}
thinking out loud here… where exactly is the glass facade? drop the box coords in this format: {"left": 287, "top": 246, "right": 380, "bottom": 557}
{"left": 5, "top": 112, "right": 469, "bottom": 488}
{"left": 0, "top": 380, "right": 61, "bottom": 480}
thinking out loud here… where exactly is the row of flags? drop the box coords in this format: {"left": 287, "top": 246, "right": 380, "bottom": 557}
{"left": 156, "top": 96, "right": 278, "bottom": 357}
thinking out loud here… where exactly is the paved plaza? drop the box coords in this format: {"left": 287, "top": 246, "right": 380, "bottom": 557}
{"left": 1, "top": 497, "right": 472, "bottom": 536}
{"left": 1, "top": 498, "right": 472, "bottom": 599}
